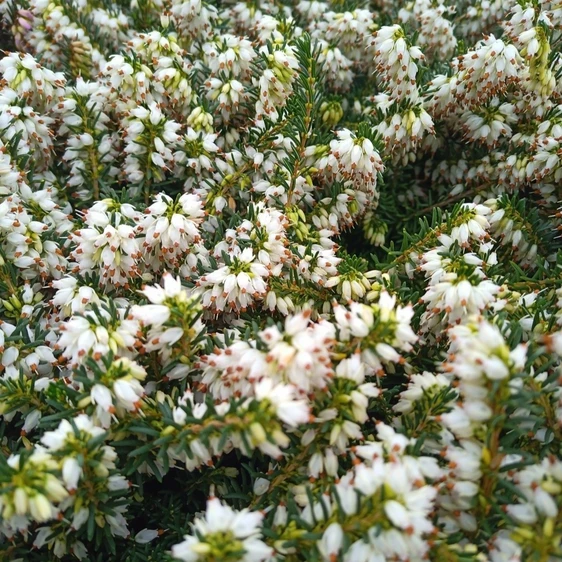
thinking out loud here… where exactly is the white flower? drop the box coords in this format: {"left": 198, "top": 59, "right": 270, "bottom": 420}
{"left": 253, "top": 478, "right": 270, "bottom": 496}
{"left": 92, "top": 384, "right": 113, "bottom": 411}
{"left": 135, "top": 528, "right": 160, "bottom": 544}
{"left": 62, "top": 458, "right": 81, "bottom": 491}
{"left": 318, "top": 522, "right": 344, "bottom": 561}
{"left": 506, "top": 503, "right": 537, "bottom": 525}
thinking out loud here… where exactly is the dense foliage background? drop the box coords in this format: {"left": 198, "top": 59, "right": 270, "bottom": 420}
{"left": 0, "top": 0, "right": 562, "bottom": 560}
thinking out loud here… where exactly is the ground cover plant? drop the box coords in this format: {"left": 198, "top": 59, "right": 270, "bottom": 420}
{"left": 0, "top": 0, "right": 562, "bottom": 560}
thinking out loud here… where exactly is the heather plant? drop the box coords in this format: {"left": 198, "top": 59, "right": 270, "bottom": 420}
{"left": 0, "top": 0, "right": 561, "bottom": 561}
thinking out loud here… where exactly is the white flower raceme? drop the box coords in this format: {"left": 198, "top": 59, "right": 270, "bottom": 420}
{"left": 461, "top": 100, "right": 517, "bottom": 146}
{"left": 199, "top": 311, "right": 335, "bottom": 397}
{"left": 0, "top": 190, "right": 67, "bottom": 281}
{"left": 243, "top": 205, "right": 291, "bottom": 269}
{"left": 202, "top": 34, "right": 255, "bottom": 78}
{"left": 123, "top": 102, "right": 181, "bottom": 183}
{"left": 50, "top": 276, "right": 102, "bottom": 319}
{"left": 196, "top": 247, "right": 270, "bottom": 312}
{"left": 437, "top": 440, "right": 484, "bottom": 533}
{"left": 507, "top": 457, "right": 562, "bottom": 526}
{"left": 205, "top": 76, "right": 246, "bottom": 121}
{"left": 0, "top": 90, "right": 54, "bottom": 168}
{"left": 33, "top": 527, "right": 89, "bottom": 560}
{"left": 56, "top": 306, "right": 140, "bottom": 367}
{"left": 373, "top": 98, "right": 435, "bottom": 164}
{"left": 504, "top": 3, "right": 536, "bottom": 43}
{"left": 171, "top": 497, "right": 273, "bottom": 562}
{"left": 130, "top": 273, "right": 206, "bottom": 380}
{"left": 454, "top": 36, "right": 523, "bottom": 106}
{"left": 133, "top": 273, "right": 185, "bottom": 324}
{"left": 174, "top": 127, "right": 220, "bottom": 176}
{"left": 88, "top": 357, "right": 148, "bottom": 427}
{"left": 371, "top": 25, "right": 425, "bottom": 102}
{"left": 317, "top": 41, "right": 354, "bottom": 91}
{"left": 486, "top": 198, "right": 539, "bottom": 268}
{"left": 69, "top": 200, "right": 143, "bottom": 288}
{"left": 411, "top": 0, "right": 457, "bottom": 61}
{"left": 59, "top": 79, "right": 117, "bottom": 198}
{"left": 301, "top": 423, "right": 442, "bottom": 561}
{"left": 170, "top": 0, "right": 218, "bottom": 42}
{"left": 197, "top": 338, "right": 262, "bottom": 400}
{"left": 252, "top": 378, "right": 310, "bottom": 427}
{"left": 40, "top": 414, "right": 114, "bottom": 491}
{"left": 0, "top": 450, "right": 68, "bottom": 527}
{"left": 127, "top": 30, "right": 195, "bottom": 111}
{"left": 394, "top": 371, "right": 452, "bottom": 414}
{"left": 439, "top": 317, "right": 527, "bottom": 438}
{"left": 325, "top": 128, "right": 384, "bottom": 195}
{"left": 98, "top": 54, "right": 152, "bottom": 113}
{"left": 255, "top": 44, "right": 299, "bottom": 124}
{"left": 258, "top": 312, "right": 336, "bottom": 392}
{"left": 310, "top": 9, "right": 374, "bottom": 62}
{"left": 137, "top": 193, "right": 205, "bottom": 271}
{"left": 0, "top": 321, "right": 56, "bottom": 380}
{"left": 525, "top": 136, "right": 562, "bottom": 184}
{"left": 448, "top": 204, "right": 492, "bottom": 248}
{"left": 0, "top": 148, "right": 20, "bottom": 196}
{"left": 334, "top": 292, "right": 417, "bottom": 374}
{"left": 421, "top": 275, "right": 499, "bottom": 329}
{"left": 0, "top": 52, "right": 65, "bottom": 110}
{"left": 419, "top": 243, "right": 500, "bottom": 333}
{"left": 293, "top": 241, "right": 341, "bottom": 286}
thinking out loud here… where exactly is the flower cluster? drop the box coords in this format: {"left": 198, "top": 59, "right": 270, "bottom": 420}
{"left": 0, "top": 0, "right": 562, "bottom": 561}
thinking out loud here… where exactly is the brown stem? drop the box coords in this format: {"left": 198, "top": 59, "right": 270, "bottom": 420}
{"left": 412, "top": 184, "right": 490, "bottom": 218}
{"left": 509, "top": 277, "right": 562, "bottom": 291}
{"left": 88, "top": 145, "right": 100, "bottom": 201}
